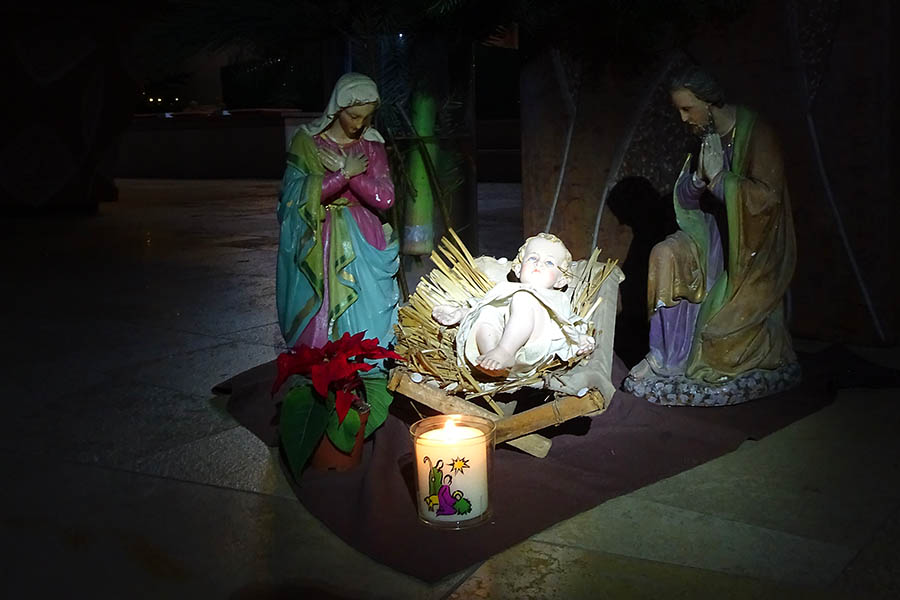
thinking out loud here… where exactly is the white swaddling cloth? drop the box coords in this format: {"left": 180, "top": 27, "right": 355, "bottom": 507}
{"left": 456, "top": 281, "right": 590, "bottom": 379}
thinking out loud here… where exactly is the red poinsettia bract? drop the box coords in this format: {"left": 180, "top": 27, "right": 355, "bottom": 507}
{"left": 272, "top": 332, "right": 403, "bottom": 424}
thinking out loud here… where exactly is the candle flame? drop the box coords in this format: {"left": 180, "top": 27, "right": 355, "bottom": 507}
{"left": 419, "top": 416, "right": 482, "bottom": 442}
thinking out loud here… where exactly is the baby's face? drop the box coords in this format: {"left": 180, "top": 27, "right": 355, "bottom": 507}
{"left": 518, "top": 238, "right": 567, "bottom": 289}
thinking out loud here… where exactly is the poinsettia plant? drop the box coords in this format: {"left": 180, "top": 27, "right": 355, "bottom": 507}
{"left": 273, "top": 332, "right": 403, "bottom": 477}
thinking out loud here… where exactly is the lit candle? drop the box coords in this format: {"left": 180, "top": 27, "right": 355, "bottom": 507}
{"left": 410, "top": 415, "right": 495, "bottom": 529}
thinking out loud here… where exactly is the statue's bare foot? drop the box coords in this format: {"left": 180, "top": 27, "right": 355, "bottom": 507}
{"left": 475, "top": 348, "right": 515, "bottom": 377}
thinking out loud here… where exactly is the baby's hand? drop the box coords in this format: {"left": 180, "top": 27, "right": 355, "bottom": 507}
{"left": 576, "top": 334, "right": 595, "bottom": 356}
{"left": 432, "top": 305, "right": 464, "bottom": 326}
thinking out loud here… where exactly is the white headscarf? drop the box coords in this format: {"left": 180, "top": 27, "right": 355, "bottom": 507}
{"left": 299, "top": 72, "right": 385, "bottom": 143}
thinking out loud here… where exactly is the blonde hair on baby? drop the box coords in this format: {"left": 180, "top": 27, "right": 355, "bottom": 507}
{"left": 512, "top": 232, "right": 572, "bottom": 270}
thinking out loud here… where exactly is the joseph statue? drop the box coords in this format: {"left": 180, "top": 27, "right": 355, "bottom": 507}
{"left": 626, "top": 65, "right": 800, "bottom": 405}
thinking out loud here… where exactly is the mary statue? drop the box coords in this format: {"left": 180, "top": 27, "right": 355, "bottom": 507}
{"left": 276, "top": 73, "right": 400, "bottom": 352}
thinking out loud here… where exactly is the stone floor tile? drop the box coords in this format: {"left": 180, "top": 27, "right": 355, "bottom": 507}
{"left": 2, "top": 452, "right": 465, "bottom": 599}
{"left": 120, "top": 340, "right": 276, "bottom": 398}
{"left": 129, "top": 426, "right": 296, "bottom": 500}
{"left": 532, "top": 496, "right": 855, "bottom": 586}
{"left": 222, "top": 321, "right": 284, "bottom": 349}
{"left": 184, "top": 248, "right": 279, "bottom": 277}
{"left": 76, "top": 274, "right": 279, "bottom": 338}
{"left": 4, "top": 317, "right": 226, "bottom": 375}
{"left": 1, "top": 380, "right": 236, "bottom": 466}
{"left": 628, "top": 391, "right": 900, "bottom": 548}
{"left": 448, "top": 540, "right": 842, "bottom": 600}
{"left": 832, "top": 504, "right": 900, "bottom": 599}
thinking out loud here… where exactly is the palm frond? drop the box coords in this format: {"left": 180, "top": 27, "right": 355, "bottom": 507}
{"left": 427, "top": 0, "right": 469, "bottom": 16}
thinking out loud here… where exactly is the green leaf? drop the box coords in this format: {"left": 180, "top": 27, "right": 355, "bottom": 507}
{"left": 325, "top": 407, "right": 362, "bottom": 453}
{"left": 279, "top": 384, "right": 329, "bottom": 479}
{"left": 361, "top": 376, "right": 393, "bottom": 437}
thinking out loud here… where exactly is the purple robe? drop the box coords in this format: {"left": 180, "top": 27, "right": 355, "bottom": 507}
{"left": 647, "top": 144, "right": 729, "bottom": 373}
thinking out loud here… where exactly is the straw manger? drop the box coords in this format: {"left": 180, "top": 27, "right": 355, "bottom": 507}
{"left": 390, "top": 230, "right": 623, "bottom": 458}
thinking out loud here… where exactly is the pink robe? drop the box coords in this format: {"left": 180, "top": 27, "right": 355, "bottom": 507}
{"left": 295, "top": 134, "right": 395, "bottom": 349}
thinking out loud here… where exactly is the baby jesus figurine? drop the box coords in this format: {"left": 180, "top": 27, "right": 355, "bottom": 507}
{"left": 432, "top": 233, "right": 595, "bottom": 378}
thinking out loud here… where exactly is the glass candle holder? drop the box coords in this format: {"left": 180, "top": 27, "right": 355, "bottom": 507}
{"left": 409, "top": 414, "right": 495, "bottom": 529}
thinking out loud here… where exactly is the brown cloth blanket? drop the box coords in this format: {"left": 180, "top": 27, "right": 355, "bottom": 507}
{"left": 214, "top": 345, "right": 899, "bottom": 582}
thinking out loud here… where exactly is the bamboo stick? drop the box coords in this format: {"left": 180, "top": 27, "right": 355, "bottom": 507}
{"left": 387, "top": 371, "right": 552, "bottom": 457}
{"left": 493, "top": 390, "right": 608, "bottom": 444}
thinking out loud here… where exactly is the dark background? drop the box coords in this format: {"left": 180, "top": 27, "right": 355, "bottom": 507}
{"left": 1, "top": 0, "right": 896, "bottom": 348}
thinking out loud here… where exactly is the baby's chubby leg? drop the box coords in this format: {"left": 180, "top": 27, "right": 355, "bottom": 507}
{"left": 477, "top": 291, "right": 539, "bottom": 374}
{"left": 475, "top": 324, "right": 502, "bottom": 357}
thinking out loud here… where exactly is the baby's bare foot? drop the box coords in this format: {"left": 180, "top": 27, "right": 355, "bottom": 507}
{"left": 476, "top": 348, "right": 515, "bottom": 376}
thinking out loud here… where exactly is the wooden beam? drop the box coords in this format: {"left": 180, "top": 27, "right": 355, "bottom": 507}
{"left": 388, "top": 371, "right": 553, "bottom": 458}
{"left": 494, "top": 391, "right": 607, "bottom": 444}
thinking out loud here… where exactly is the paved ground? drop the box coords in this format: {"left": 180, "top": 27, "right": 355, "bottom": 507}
{"left": 2, "top": 179, "right": 898, "bottom": 598}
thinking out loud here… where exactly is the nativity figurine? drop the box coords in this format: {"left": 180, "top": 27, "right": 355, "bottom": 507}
{"left": 432, "top": 233, "right": 594, "bottom": 379}
{"left": 624, "top": 65, "right": 801, "bottom": 405}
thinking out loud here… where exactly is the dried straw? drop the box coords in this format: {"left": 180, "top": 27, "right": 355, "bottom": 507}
{"left": 394, "top": 232, "right": 618, "bottom": 407}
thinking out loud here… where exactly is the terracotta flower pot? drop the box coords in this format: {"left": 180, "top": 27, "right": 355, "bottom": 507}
{"left": 309, "top": 402, "right": 370, "bottom": 471}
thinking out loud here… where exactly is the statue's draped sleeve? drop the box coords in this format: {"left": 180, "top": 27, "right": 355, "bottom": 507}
{"left": 687, "top": 107, "right": 797, "bottom": 380}
{"left": 276, "top": 132, "right": 326, "bottom": 347}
